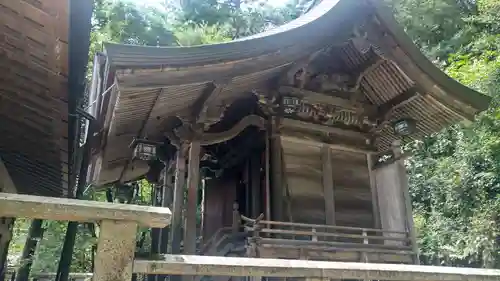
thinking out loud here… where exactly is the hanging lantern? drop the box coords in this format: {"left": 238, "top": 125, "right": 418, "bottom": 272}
{"left": 133, "top": 142, "right": 157, "bottom": 161}
{"left": 131, "top": 138, "right": 162, "bottom": 161}
{"left": 392, "top": 118, "right": 416, "bottom": 136}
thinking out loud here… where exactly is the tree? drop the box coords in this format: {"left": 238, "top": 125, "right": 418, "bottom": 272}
{"left": 389, "top": 0, "right": 500, "bottom": 268}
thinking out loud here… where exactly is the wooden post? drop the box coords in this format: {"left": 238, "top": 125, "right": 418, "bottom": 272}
{"left": 311, "top": 228, "right": 318, "bottom": 242}
{"left": 184, "top": 140, "right": 201, "bottom": 255}
{"left": 168, "top": 147, "right": 187, "bottom": 255}
{"left": 391, "top": 140, "right": 419, "bottom": 264}
{"left": 367, "top": 153, "right": 381, "bottom": 229}
{"left": 373, "top": 143, "right": 407, "bottom": 247}
{"left": 250, "top": 153, "right": 261, "bottom": 218}
{"left": 360, "top": 229, "right": 369, "bottom": 263}
{"left": 94, "top": 220, "right": 137, "bottom": 281}
{"left": 321, "top": 145, "right": 335, "bottom": 226}
{"left": 0, "top": 157, "right": 16, "bottom": 281}
{"left": 264, "top": 126, "right": 271, "bottom": 225}
{"left": 232, "top": 202, "right": 240, "bottom": 234}
{"left": 247, "top": 220, "right": 261, "bottom": 281}
{"left": 199, "top": 179, "right": 205, "bottom": 246}
{"left": 160, "top": 164, "right": 174, "bottom": 254}
{"left": 270, "top": 118, "right": 283, "bottom": 222}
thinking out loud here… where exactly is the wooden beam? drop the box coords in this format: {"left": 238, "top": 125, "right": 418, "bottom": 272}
{"left": 199, "top": 115, "right": 265, "bottom": 146}
{"left": 377, "top": 87, "right": 420, "bottom": 118}
{"left": 191, "top": 82, "right": 217, "bottom": 123}
{"left": 133, "top": 254, "right": 500, "bottom": 280}
{"left": 321, "top": 145, "right": 335, "bottom": 226}
{"left": 279, "top": 86, "right": 376, "bottom": 113}
{"left": 281, "top": 136, "right": 375, "bottom": 154}
{"left": 184, "top": 141, "right": 201, "bottom": 255}
{"left": 281, "top": 118, "right": 370, "bottom": 140}
{"left": 0, "top": 193, "right": 171, "bottom": 228}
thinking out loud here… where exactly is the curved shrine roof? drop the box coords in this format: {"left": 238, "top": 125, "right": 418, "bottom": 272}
{"left": 91, "top": 0, "right": 491, "bottom": 185}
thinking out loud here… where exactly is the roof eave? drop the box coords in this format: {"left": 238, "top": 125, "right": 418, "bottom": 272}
{"left": 369, "top": 0, "right": 492, "bottom": 117}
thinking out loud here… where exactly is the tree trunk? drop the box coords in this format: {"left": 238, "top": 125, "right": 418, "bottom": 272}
{"left": 15, "top": 219, "right": 44, "bottom": 281}
{"left": 0, "top": 218, "right": 15, "bottom": 281}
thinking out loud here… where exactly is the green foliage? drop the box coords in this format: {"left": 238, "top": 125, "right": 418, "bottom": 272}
{"left": 397, "top": 0, "right": 500, "bottom": 268}
{"left": 174, "top": 23, "right": 232, "bottom": 46}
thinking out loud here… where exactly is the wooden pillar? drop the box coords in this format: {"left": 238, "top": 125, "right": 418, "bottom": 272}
{"left": 367, "top": 153, "right": 381, "bottom": 229}
{"left": 374, "top": 145, "right": 406, "bottom": 245}
{"left": 184, "top": 140, "right": 200, "bottom": 254}
{"left": 264, "top": 128, "right": 271, "bottom": 223}
{"left": 151, "top": 184, "right": 162, "bottom": 255}
{"left": 94, "top": 220, "right": 137, "bottom": 281}
{"left": 250, "top": 153, "right": 261, "bottom": 218}
{"left": 321, "top": 145, "right": 335, "bottom": 226}
{"left": 168, "top": 147, "right": 187, "bottom": 255}
{"left": 160, "top": 165, "right": 174, "bottom": 254}
{"left": 373, "top": 140, "right": 419, "bottom": 263}
{"left": 270, "top": 117, "right": 283, "bottom": 222}
{"left": 392, "top": 140, "right": 419, "bottom": 264}
{"left": 0, "top": 157, "right": 16, "bottom": 281}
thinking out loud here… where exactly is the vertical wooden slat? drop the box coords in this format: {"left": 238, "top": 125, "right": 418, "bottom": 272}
{"left": 367, "top": 153, "right": 381, "bottom": 228}
{"left": 265, "top": 125, "right": 271, "bottom": 229}
{"left": 271, "top": 119, "right": 283, "bottom": 222}
{"left": 168, "top": 147, "right": 187, "bottom": 255}
{"left": 160, "top": 163, "right": 174, "bottom": 254}
{"left": 321, "top": 145, "right": 335, "bottom": 226}
{"left": 184, "top": 141, "right": 200, "bottom": 255}
{"left": 250, "top": 153, "right": 261, "bottom": 218}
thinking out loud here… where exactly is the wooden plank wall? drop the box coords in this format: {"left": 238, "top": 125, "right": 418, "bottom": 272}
{"left": 282, "top": 138, "right": 374, "bottom": 228}
{"left": 0, "top": 0, "right": 69, "bottom": 196}
{"left": 282, "top": 139, "right": 325, "bottom": 224}
{"left": 203, "top": 176, "right": 238, "bottom": 241}
{"left": 330, "top": 150, "right": 373, "bottom": 228}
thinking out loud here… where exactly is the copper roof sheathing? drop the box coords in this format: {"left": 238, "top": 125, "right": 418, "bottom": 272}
{"left": 90, "top": 0, "right": 491, "bottom": 185}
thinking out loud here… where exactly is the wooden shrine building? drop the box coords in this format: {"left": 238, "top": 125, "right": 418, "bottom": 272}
{"left": 0, "top": 1, "right": 499, "bottom": 281}
{"left": 0, "top": 0, "right": 499, "bottom": 281}
{"left": 85, "top": 0, "right": 491, "bottom": 272}
{"left": 0, "top": 0, "right": 92, "bottom": 279}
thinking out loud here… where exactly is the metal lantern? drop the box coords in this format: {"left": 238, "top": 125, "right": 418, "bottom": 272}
{"left": 393, "top": 118, "right": 416, "bottom": 136}
{"left": 133, "top": 141, "right": 157, "bottom": 161}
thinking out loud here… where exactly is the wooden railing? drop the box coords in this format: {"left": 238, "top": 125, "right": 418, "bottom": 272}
{"left": 0, "top": 192, "right": 171, "bottom": 281}
{"left": 2, "top": 193, "right": 500, "bottom": 281}
{"left": 241, "top": 215, "right": 417, "bottom": 264}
